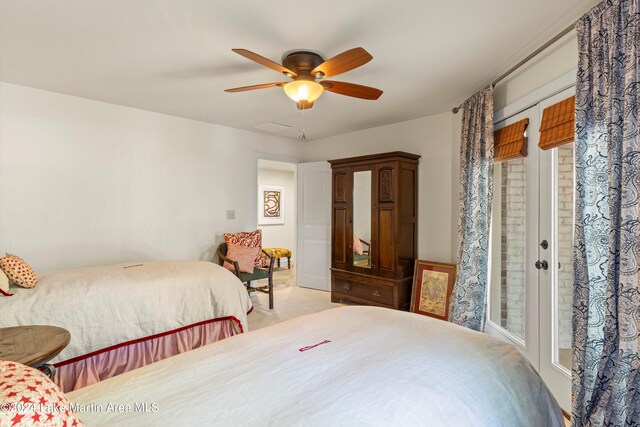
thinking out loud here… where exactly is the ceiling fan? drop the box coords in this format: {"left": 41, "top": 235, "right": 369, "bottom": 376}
{"left": 224, "top": 47, "right": 383, "bottom": 110}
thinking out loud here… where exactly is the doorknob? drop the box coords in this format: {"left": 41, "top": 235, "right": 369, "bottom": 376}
{"left": 535, "top": 260, "right": 549, "bottom": 270}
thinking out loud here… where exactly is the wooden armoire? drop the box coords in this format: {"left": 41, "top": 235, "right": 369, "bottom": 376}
{"left": 329, "top": 151, "right": 420, "bottom": 310}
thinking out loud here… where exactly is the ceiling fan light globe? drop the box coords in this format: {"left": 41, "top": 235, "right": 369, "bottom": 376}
{"left": 284, "top": 80, "right": 324, "bottom": 103}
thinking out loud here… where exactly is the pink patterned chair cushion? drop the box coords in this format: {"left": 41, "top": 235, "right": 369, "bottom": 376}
{"left": 353, "top": 235, "right": 364, "bottom": 255}
{"left": 223, "top": 230, "right": 270, "bottom": 268}
{"left": 224, "top": 244, "right": 260, "bottom": 274}
{"left": 0, "top": 254, "right": 38, "bottom": 288}
{"left": 0, "top": 360, "right": 84, "bottom": 426}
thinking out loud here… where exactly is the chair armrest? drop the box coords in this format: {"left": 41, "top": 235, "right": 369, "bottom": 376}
{"left": 261, "top": 249, "right": 276, "bottom": 274}
{"left": 358, "top": 238, "right": 371, "bottom": 250}
{"left": 217, "top": 247, "right": 241, "bottom": 277}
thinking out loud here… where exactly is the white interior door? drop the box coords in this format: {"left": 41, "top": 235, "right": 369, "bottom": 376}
{"left": 296, "top": 161, "right": 331, "bottom": 291}
{"left": 487, "top": 88, "right": 575, "bottom": 412}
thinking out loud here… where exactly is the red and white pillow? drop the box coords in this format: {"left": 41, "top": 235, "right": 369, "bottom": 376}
{"left": 223, "top": 244, "right": 260, "bottom": 274}
{"left": 0, "top": 269, "right": 11, "bottom": 296}
{"left": 0, "top": 254, "right": 37, "bottom": 289}
{"left": 223, "top": 230, "right": 270, "bottom": 268}
{"left": 0, "top": 360, "right": 83, "bottom": 426}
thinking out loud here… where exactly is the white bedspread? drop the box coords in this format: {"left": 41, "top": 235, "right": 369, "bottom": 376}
{"left": 68, "top": 306, "right": 563, "bottom": 426}
{"left": 0, "top": 261, "right": 252, "bottom": 363}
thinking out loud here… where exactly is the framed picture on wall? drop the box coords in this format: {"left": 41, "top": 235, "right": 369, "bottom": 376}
{"left": 258, "top": 184, "right": 285, "bottom": 225}
{"left": 410, "top": 260, "right": 456, "bottom": 321}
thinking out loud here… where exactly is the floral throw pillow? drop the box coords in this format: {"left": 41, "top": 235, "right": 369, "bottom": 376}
{"left": 223, "top": 230, "right": 270, "bottom": 268}
{"left": 256, "top": 252, "right": 271, "bottom": 268}
{"left": 0, "top": 360, "right": 84, "bottom": 426}
{"left": 0, "top": 254, "right": 38, "bottom": 288}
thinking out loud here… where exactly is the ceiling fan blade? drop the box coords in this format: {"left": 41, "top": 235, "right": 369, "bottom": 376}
{"left": 321, "top": 81, "right": 383, "bottom": 100}
{"left": 311, "top": 47, "right": 372, "bottom": 78}
{"left": 232, "top": 49, "right": 297, "bottom": 77}
{"left": 224, "top": 82, "right": 288, "bottom": 93}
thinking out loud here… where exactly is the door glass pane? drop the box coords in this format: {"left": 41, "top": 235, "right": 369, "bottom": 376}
{"left": 556, "top": 144, "right": 574, "bottom": 369}
{"left": 490, "top": 158, "right": 526, "bottom": 340}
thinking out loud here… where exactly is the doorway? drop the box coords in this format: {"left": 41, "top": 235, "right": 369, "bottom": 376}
{"left": 486, "top": 87, "right": 575, "bottom": 411}
{"left": 249, "top": 158, "right": 337, "bottom": 329}
{"left": 257, "top": 159, "right": 297, "bottom": 287}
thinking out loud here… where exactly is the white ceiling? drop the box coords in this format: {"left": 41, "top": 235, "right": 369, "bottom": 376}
{"left": 0, "top": 0, "right": 598, "bottom": 140}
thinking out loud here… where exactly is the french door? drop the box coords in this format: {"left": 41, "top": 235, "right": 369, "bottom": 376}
{"left": 486, "top": 87, "right": 575, "bottom": 412}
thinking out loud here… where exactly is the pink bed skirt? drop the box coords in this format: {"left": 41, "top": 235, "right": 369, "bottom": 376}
{"left": 54, "top": 317, "right": 242, "bottom": 392}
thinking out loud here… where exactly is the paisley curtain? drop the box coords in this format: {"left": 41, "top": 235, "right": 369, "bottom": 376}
{"left": 572, "top": 0, "right": 640, "bottom": 425}
{"left": 449, "top": 86, "right": 494, "bottom": 331}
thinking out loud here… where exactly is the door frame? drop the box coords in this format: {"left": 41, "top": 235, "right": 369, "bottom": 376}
{"left": 254, "top": 152, "right": 299, "bottom": 264}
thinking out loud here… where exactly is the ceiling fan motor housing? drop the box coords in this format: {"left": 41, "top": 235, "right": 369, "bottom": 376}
{"left": 282, "top": 51, "right": 325, "bottom": 79}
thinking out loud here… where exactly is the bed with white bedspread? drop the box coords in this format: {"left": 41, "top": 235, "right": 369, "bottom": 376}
{"left": 68, "top": 306, "right": 563, "bottom": 426}
{"left": 0, "top": 260, "right": 252, "bottom": 391}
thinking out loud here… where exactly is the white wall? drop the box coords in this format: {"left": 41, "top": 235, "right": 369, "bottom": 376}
{"left": 302, "top": 113, "right": 456, "bottom": 264}
{"left": 494, "top": 31, "right": 578, "bottom": 112}
{"left": 257, "top": 167, "right": 296, "bottom": 262}
{"left": 0, "top": 83, "right": 303, "bottom": 272}
{"left": 451, "top": 115, "right": 461, "bottom": 263}
{"left": 0, "top": 30, "right": 584, "bottom": 274}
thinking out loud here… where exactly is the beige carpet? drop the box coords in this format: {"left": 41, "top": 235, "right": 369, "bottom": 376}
{"left": 248, "top": 267, "right": 343, "bottom": 331}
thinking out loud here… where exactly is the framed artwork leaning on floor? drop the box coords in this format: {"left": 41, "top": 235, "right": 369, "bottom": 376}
{"left": 410, "top": 260, "right": 456, "bottom": 321}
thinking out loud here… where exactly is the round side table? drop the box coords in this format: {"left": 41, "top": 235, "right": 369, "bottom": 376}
{"left": 0, "top": 325, "right": 70, "bottom": 379}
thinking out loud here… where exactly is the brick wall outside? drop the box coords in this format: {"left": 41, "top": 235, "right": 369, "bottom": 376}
{"left": 557, "top": 145, "right": 574, "bottom": 350}
{"left": 500, "top": 158, "right": 526, "bottom": 339}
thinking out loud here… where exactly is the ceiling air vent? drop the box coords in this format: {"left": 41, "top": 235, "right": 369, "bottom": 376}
{"left": 254, "top": 122, "right": 291, "bottom": 133}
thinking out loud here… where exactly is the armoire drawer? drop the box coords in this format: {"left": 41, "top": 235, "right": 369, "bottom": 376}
{"left": 332, "top": 277, "right": 394, "bottom": 306}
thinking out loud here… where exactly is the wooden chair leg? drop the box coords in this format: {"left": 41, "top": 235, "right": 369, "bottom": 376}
{"left": 268, "top": 275, "right": 274, "bottom": 309}
{"left": 287, "top": 256, "right": 291, "bottom": 269}
{"left": 277, "top": 258, "right": 281, "bottom": 268}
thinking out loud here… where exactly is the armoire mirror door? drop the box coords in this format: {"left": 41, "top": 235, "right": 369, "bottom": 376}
{"left": 352, "top": 170, "right": 372, "bottom": 268}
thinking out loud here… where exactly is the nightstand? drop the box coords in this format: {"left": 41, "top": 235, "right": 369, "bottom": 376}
{"left": 0, "top": 325, "right": 70, "bottom": 379}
